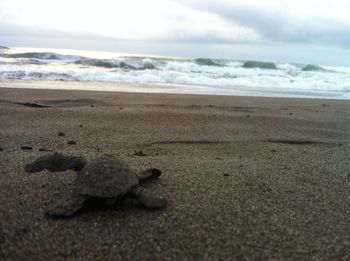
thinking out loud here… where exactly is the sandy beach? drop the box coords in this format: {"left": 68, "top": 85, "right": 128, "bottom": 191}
{"left": 0, "top": 84, "right": 349, "bottom": 260}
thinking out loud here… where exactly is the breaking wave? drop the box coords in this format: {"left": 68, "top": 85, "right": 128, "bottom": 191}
{"left": 0, "top": 52, "right": 81, "bottom": 60}
{"left": 302, "top": 64, "right": 325, "bottom": 72}
{"left": 0, "top": 48, "right": 349, "bottom": 99}
{"left": 75, "top": 58, "right": 156, "bottom": 70}
{"left": 194, "top": 58, "right": 223, "bottom": 66}
{"left": 242, "top": 61, "right": 277, "bottom": 69}
{"left": 0, "top": 70, "right": 78, "bottom": 81}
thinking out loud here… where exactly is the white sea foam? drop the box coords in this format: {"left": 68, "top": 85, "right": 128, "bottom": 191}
{"left": 0, "top": 47, "right": 349, "bottom": 99}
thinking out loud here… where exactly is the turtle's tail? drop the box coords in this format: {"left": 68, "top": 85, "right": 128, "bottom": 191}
{"left": 25, "top": 153, "right": 87, "bottom": 173}
{"left": 138, "top": 168, "right": 162, "bottom": 183}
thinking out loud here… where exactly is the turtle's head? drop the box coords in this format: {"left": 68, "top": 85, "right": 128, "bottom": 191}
{"left": 138, "top": 168, "right": 162, "bottom": 182}
{"left": 71, "top": 157, "right": 87, "bottom": 171}
{"left": 25, "top": 154, "right": 54, "bottom": 173}
{"left": 25, "top": 153, "right": 87, "bottom": 173}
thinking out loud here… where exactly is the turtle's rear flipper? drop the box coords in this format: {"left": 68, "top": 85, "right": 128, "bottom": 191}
{"left": 46, "top": 195, "right": 87, "bottom": 217}
{"left": 138, "top": 168, "right": 162, "bottom": 183}
{"left": 128, "top": 190, "right": 167, "bottom": 209}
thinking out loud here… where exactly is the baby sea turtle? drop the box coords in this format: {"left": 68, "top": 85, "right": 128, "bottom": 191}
{"left": 25, "top": 153, "right": 167, "bottom": 217}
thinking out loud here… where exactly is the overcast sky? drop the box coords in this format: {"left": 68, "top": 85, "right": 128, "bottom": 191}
{"left": 0, "top": 0, "right": 350, "bottom": 65}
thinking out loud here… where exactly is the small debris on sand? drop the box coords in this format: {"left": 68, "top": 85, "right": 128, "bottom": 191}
{"left": 264, "top": 139, "right": 323, "bottom": 145}
{"left": 15, "top": 102, "right": 51, "bottom": 108}
{"left": 67, "top": 140, "right": 76, "bottom": 145}
{"left": 21, "top": 146, "right": 33, "bottom": 151}
{"left": 135, "top": 150, "right": 148, "bottom": 156}
{"left": 39, "top": 148, "right": 53, "bottom": 152}
{"left": 58, "top": 132, "right": 65, "bottom": 137}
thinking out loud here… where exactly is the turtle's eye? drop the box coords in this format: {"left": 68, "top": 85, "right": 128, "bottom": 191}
{"left": 73, "top": 159, "right": 87, "bottom": 171}
{"left": 149, "top": 168, "right": 161, "bottom": 178}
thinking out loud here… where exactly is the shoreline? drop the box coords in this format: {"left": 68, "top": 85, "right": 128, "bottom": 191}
{"left": 1, "top": 87, "right": 349, "bottom": 259}
{"left": 0, "top": 80, "right": 348, "bottom": 100}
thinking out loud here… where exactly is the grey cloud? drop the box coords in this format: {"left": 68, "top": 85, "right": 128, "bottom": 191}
{"left": 178, "top": 1, "right": 350, "bottom": 48}
{"left": 153, "top": 31, "right": 255, "bottom": 45}
{"left": 0, "top": 22, "right": 113, "bottom": 40}
{"left": 1, "top": 3, "right": 350, "bottom": 50}
{"left": 0, "top": 21, "right": 255, "bottom": 46}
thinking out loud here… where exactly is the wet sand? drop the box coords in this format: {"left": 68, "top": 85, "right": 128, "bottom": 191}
{"left": 0, "top": 86, "right": 350, "bottom": 260}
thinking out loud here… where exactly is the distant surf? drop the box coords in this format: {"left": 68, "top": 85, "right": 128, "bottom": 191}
{"left": 0, "top": 47, "right": 349, "bottom": 99}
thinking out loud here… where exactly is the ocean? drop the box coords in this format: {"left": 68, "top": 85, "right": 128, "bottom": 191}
{"left": 0, "top": 47, "right": 349, "bottom": 99}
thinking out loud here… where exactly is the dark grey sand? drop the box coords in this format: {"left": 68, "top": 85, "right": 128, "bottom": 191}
{"left": 0, "top": 86, "right": 350, "bottom": 260}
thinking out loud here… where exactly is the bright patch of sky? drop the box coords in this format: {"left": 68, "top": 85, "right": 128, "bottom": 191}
{"left": 0, "top": 0, "right": 349, "bottom": 65}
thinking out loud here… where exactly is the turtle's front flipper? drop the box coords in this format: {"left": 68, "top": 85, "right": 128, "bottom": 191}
{"left": 25, "top": 153, "right": 87, "bottom": 173}
{"left": 46, "top": 195, "right": 87, "bottom": 217}
{"left": 128, "top": 189, "right": 167, "bottom": 209}
{"left": 137, "top": 168, "right": 162, "bottom": 183}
